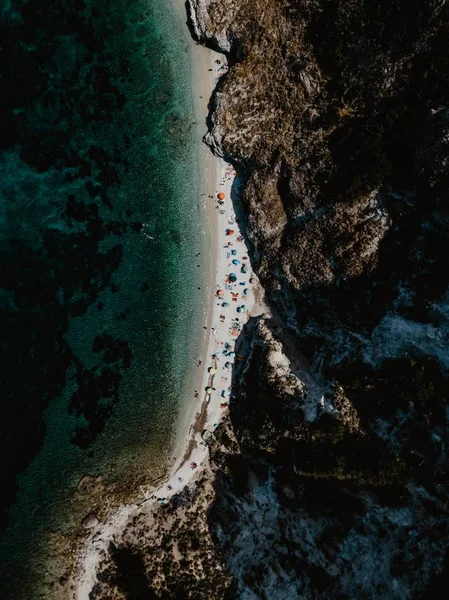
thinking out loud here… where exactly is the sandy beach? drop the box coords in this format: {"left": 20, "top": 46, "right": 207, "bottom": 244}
{"left": 72, "top": 3, "right": 264, "bottom": 597}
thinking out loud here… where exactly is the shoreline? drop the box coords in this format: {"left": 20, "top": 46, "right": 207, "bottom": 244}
{"left": 167, "top": 7, "right": 220, "bottom": 468}
{"left": 156, "top": 0, "right": 258, "bottom": 497}
{"left": 72, "top": 2, "right": 264, "bottom": 597}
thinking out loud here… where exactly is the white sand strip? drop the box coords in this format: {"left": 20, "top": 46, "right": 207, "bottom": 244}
{"left": 73, "top": 5, "right": 264, "bottom": 598}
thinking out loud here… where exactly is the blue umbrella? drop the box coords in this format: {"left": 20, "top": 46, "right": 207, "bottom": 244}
{"left": 232, "top": 259, "right": 240, "bottom": 265}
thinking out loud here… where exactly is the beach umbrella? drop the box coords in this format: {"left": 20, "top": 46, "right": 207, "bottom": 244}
{"left": 232, "top": 259, "right": 240, "bottom": 265}
{"left": 243, "top": 289, "right": 248, "bottom": 295}
{"left": 225, "top": 362, "right": 232, "bottom": 368}
{"left": 209, "top": 367, "right": 216, "bottom": 374}
{"left": 217, "top": 192, "right": 225, "bottom": 200}
{"left": 236, "top": 306, "right": 241, "bottom": 313}
{"left": 206, "top": 387, "right": 213, "bottom": 395}
{"left": 229, "top": 352, "right": 236, "bottom": 357}
{"left": 222, "top": 302, "right": 230, "bottom": 308}
{"left": 229, "top": 273, "right": 237, "bottom": 282}
{"left": 226, "top": 229, "right": 235, "bottom": 236}
{"left": 216, "top": 289, "right": 224, "bottom": 297}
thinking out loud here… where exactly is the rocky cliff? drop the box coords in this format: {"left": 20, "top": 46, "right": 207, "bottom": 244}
{"left": 92, "top": 1, "right": 449, "bottom": 597}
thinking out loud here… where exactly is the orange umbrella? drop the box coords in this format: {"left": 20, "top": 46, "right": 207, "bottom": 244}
{"left": 216, "top": 289, "right": 224, "bottom": 297}
{"left": 217, "top": 192, "right": 225, "bottom": 200}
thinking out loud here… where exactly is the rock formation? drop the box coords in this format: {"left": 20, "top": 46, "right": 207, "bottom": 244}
{"left": 93, "top": 0, "right": 449, "bottom": 597}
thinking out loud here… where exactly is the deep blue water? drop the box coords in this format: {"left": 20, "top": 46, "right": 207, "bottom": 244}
{"left": 0, "top": 0, "right": 205, "bottom": 596}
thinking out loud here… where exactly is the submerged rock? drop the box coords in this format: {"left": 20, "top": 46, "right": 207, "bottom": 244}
{"left": 81, "top": 512, "right": 99, "bottom": 529}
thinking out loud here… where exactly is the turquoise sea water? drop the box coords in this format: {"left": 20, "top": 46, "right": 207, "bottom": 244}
{"left": 0, "top": 0, "right": 206, "bottom": 596}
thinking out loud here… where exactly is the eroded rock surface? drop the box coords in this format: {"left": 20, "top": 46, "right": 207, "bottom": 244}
{"left": 93, "top": 1, "right": 449, "bottom": 598}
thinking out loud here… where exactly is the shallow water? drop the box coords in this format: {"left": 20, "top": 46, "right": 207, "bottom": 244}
{"left": 0, "top": 0, "right": 206, "bottom": 596}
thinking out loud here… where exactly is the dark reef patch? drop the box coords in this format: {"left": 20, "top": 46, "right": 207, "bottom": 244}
{"left": 0, "top": 0, "right": 146, "bottom": 532}
{"left": 0, "top": 0, "right": 203, "bottom": 596}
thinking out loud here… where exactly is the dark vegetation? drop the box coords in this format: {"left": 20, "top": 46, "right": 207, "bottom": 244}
{"left": 91, "top": 482, "right": 232, "bottom": 599}
{"left": 192, "top": 0, "right": 449, "bottom": 597}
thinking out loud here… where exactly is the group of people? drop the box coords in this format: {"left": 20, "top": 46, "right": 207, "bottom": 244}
{"left": 202, "top": 166, "right": 253, "bottom": 420}
{"left": 149, "top": 166, "right": 251, "bottom": 507}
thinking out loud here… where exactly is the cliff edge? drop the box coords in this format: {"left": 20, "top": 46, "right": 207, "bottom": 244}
{"left": 90, "top": 1, "right": 449, "bottom": 598}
